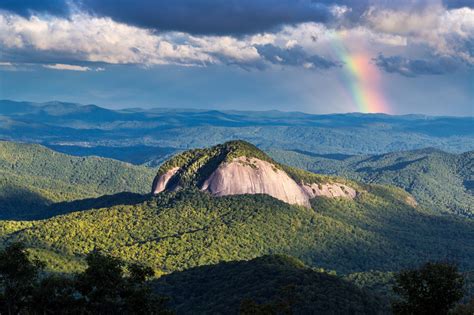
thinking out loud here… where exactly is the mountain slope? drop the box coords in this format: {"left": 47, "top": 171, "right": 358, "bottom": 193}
{"left": 1, "top": 141, "right": 471, "bottom": 276}
{"left": 153, "top": 255, "right": 385, "bottom": 314}
{"left": 269, "top": 148, "right": 474, "bottom": 216}
{"left": 0, "top": 141, "right": 156, "bottom": 219}
{"left": 3, "top": 185, "right": 473, "bottom": 276}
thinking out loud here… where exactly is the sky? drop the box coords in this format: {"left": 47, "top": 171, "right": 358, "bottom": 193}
{"left": 0, "top": 0, "right": 473, "bottom": 115}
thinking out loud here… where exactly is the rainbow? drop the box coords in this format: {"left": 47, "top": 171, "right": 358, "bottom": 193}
{"left": 330, "top": 32, "right": 389, "bottom": 113}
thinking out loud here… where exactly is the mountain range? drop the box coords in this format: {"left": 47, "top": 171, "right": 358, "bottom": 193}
{"left": 1, "top": 100, "right": 473, "bottom": 163}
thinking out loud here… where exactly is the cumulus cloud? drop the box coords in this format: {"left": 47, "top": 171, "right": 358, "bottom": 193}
{"left": 364, "top": 6, "right": 474, "bottom": 65}
{"left": 0, "top": 12, "right": 333, "bottom": 70}
{"left": 374, "top": 55, "right": 459, "bottom": 77}
{"left": 0, "top": 13, "right": 215, "bottom": 66}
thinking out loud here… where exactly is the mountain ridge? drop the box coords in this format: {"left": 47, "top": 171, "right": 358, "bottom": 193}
{"left": 1, "top": 100, "right": 473, "bottom": 157}
{"left": 269, "top": 147, "right": 474, "bottom": 216}
{"left": 0, "top": 140, "right": 156, "bottom": 219}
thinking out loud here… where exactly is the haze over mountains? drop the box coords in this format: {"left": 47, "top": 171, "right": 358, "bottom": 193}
{"left": 1, "top": 100, "right": 473, "bottom": 163}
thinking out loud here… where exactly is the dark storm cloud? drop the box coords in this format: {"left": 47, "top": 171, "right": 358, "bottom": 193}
{"left": 0, "top": 0, "right": 69, "bottom": 16}
{"left": 256, "top": 44, "right": 339, "bottom": 69}
{"left": 79, "top": 0, "right": 336, "bottom": 35}
{"left": 83, "top": 0, "right": 429, "bottom": 34}
{"left": 0, "top": 0, "right": 455, "bottom": 36}
{"left": 374, "top": 55, "right": 459, "bottom": 77}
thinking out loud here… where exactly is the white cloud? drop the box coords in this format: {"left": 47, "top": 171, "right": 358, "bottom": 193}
{"left": 0, "top": 12, "right": 262, "bottom": 67}
{"left": 43, "top": 63, "right": 92, "bottom": 71}
{"left": 364, "top": 6, "right": 474, "bottom": 64}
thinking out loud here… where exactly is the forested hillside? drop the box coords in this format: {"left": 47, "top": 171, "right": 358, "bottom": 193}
{"left": 2, "top": 188, "right": 473, "bottom": 277}
{"left": 269, "top": 148, "right": 474, "bottom": 217}
{"left": 0, "top": 141, "right": 156, "bottom": 219}
{"left": 153, "top": 255, "right": 385, "bottom": 314}
{"left": 0, "top": 139, "right": 473, "bottom": 311}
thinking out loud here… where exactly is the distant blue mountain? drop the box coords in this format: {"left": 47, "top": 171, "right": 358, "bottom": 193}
{"left": 1, "top": 100, "right": 473, "bottom": 161}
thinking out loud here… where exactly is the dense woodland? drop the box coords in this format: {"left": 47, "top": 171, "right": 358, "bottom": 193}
{"left": 0, "top": 140, "right": 472, "bottom": 313}
{"left": 0, "top": 141, "right": 155, "bottom": 219}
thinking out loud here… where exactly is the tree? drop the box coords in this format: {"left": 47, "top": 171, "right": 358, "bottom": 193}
{"left": 76, "top": 250, "right": 126, "bottom": 314}
{"left": 31, "top": 275, "right": 83, "bottom": 314}
{"left": 392, "top": 262, "right": 465, "bottom": 315}
{"left": 76, "top": 250, "right": 172, "bottom": 314}
{"left": 0, "top": 243, "right": 171, "bottom": 314}
{"left": 0, "top": 242, "right": 44, "bottom": 315}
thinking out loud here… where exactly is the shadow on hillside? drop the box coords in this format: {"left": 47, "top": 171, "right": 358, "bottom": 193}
{"left": 0, "top": 186, "right": 51, "bottom": 220}
{"left": 292, "top": 149, "right": 354, "bottom": 161}
{"left": 356, "top": 157, "right": 426, "bottom": 173}
{"left": 151, "top": 255, "right": 386, "bottom": 314}
{"left": 35, "top": 192, "right": 149, "bottom": 220}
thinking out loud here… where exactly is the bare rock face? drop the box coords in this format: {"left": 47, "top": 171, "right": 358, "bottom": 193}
{"left": 151, "top": 153, "right": 358, "bottom": 208}
{"left": 201, "top": 157, "right": 311, "bottom": 207}
{"left": 152, "top": 167, "right": 180, "bottom": 194}
{"left": 301, "top": 183, "right": 356, "bottom": 199}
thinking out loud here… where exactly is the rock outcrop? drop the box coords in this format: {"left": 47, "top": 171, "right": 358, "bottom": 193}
{"left": 201, "top": 157, "right": 311, "bottom": 207}
{"left": 301, "top": 183, "right": 356, "bottom": 199}
{"left": 151, "top": 167, "right": 180, "bottom": 194}
{"left": 151, "top": 140, "right": 358, "bottom": 208}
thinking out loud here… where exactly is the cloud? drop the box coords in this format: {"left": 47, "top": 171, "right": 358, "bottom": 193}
{"left": 42, "top": 63, "right": 102, "bottom": 71}
{"left": 256, "top": 43, "right": 339, "bottom": 69}
{"left": 0, "top": 13, "right": 215, "bottom": 66}
{"left": 364, "top": 6, "right": 474, "bottom": 65}
{"left": 0, "top": 0, "right": 342, "bottom": 36}
{"left": 0, "top": 0, "right": 469, "bottom": 37}
{"left": 0, "top": 1, "right": 472, "bottom": 74}
{"left": 374, "top": 54, "right": 459, "bottom": 77}
{"left": 0, "top": 12, "right": 336, "bottom": 70}
{"left": 80, "top": 0, "right": 342, "bottom": 36}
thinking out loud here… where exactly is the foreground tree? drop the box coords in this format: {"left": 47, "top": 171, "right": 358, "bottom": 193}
{"left": 0, "top": 242, "right": 44, "bottom": 315}
{"left": 31, "top": 275, "right": 81, "bottom": 314}
{"left": 77, "top": 250, "right": 171, "bottom": 314}
{"left": 392, "top": 262, "right": 465, "bottom": 315}
{"left": 0, "top": 242, "right": 171, "bottom": 314}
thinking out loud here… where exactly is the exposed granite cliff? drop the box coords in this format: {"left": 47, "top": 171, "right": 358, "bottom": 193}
{"left": 151, "top": 141, "right": 358, "bottom": 208}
